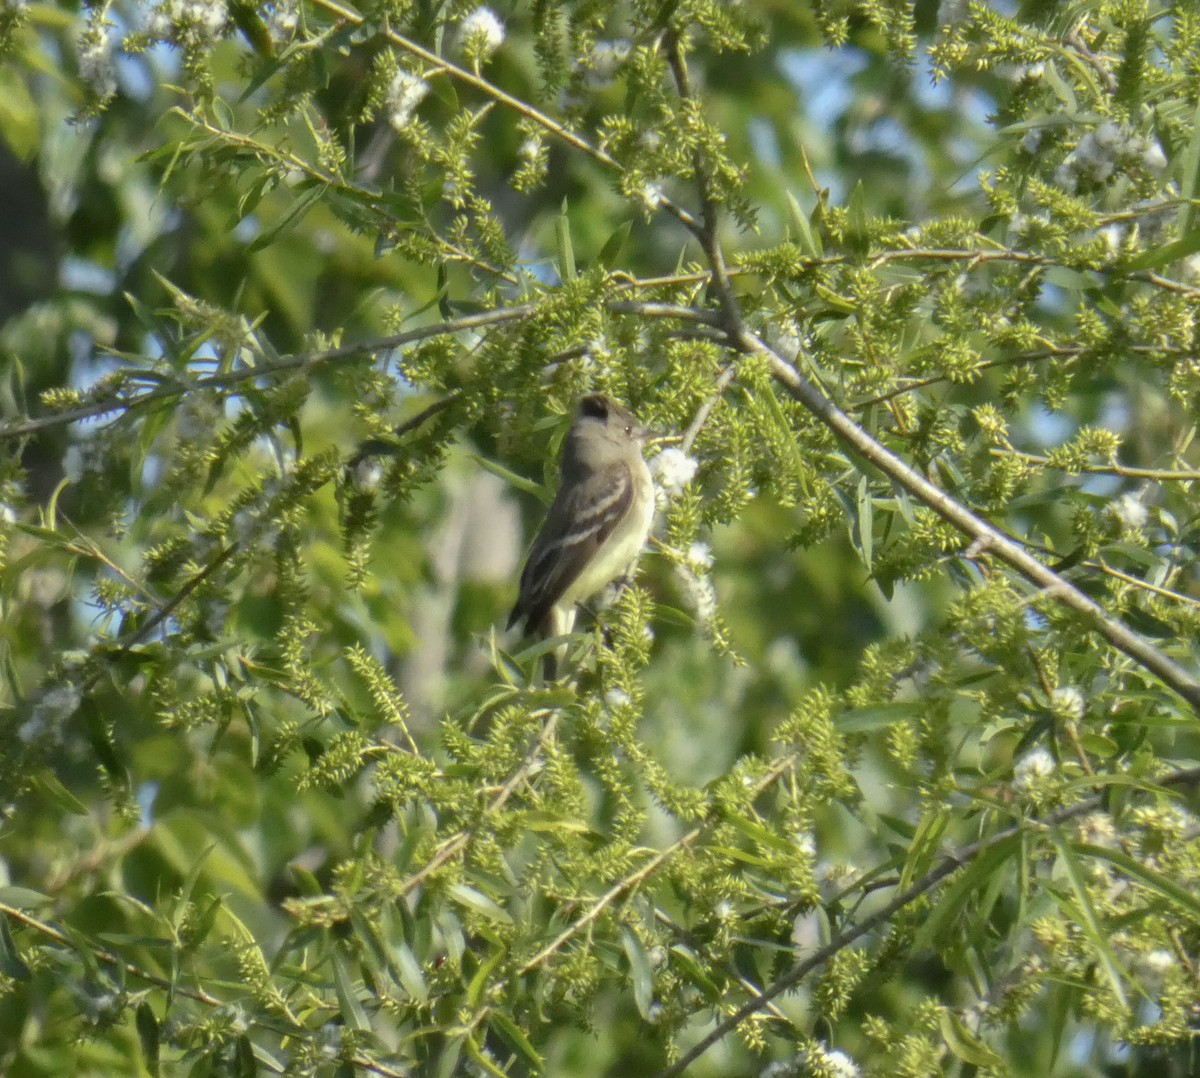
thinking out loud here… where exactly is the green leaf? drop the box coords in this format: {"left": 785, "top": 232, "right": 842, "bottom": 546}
{"left": 29, "top": 768, "right": 88, "bottom": 815}
{"left": 0, "top": 67, "right": 39, "bottom": 161}
{"left": 1076, "top": 842, "right": 1200, "bottom": 922}
{"left": 136, "top": 1002, "right": 161, "bottom": 1078}
{"left": 234, "top": 1034, "right": 256, "bottom": 1077}
{"left": 465, "top": 1035, "right": 509, "bottom": 1078}
{"left": 725, "top": 813, "right": 801, "bottom": 856}
{"left": 0, "top": 887, "right": 52, "bottom": 908}
{"left": 785, "top": 190, "right": 823, "bottom": 258}
{"left": 846, "top": 179, "right": 869, "bottom": 253}
{"left": 913, "top": 835, "right": 1020, "bottom": 951}
{"left": 1177, "top": 92, "right": 1200, "bottom": 236}
{"left": 900, "top": 807, "right": 950, "bottom": 891}
{"left": 393, "top": 941, "right": 429, "bottom": 1002}
{"left": 855, "top": 474, "right": 873, "bottom": 570}
{"left": 489, "top": 1011, "right": 544, "bottom": 1071}
{"left": 245, "top": 183, "right": 324, "bottom": 253}
{"left": 556, "top": 198, "right": 576, "bottom": 281}
{"left": 466, "top": 949, "right": 504, "bottom": 1009}
{"left": 598, "top": 220, "right": 633, "bottom": 268}
{"left": 1042, "top": 60, "right": 1078, "bottom": 112}
{"left": 1120, "top": 228, "right": 1200, "bottom": 272}
{"left": 940, "top": 1010, "right": 1004, "bottom": 1068}
{"left": 670, "top": 945, "right": 722, "bottom": 1003}
{"left": 620, "top": 925, "right": 655, "bottom": 1019}
{"left": 449, "top": 883, "right": 513, "bottom": 924}
{"left": 332, "top": 951, "right": 372, "bottom": 1032}
{"left": 0, "top": 916, "right": 31, "bottom": 981}
{"left": 1049, "top": 829, "right": 1128, "bottom": 1009}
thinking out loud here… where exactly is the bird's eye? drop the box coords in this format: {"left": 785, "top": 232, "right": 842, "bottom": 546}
{"left": 624, "top": 424, "right": 633, "bottom": 435}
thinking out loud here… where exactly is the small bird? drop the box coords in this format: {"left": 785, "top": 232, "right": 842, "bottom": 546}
{"left": 508, "top": 394, "right": 656, "bottom": 673}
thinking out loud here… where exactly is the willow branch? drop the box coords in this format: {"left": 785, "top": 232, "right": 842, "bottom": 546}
{"left": 852, "top": 343, "right": 1189, "bottom": 408}
{"left": 994, "top": 447, "right": 1200, "bottom": 482}
{"left": 516, "top": 756, "right": 794, "bottom": 977}
{"left": 393, "top": 710, "right": 561, "bottom": 899}
{"left": 655, "top": 762, "right": 1200, "bottom": 1078}
{"left": 2, "top": 300, "right": 719, "bottom": 442}
{"left": 309, "top": 0, "right": 704, "bottom": 236}
{"left": 680, "top": 364, "right": 737, "bottom": 454}
{"left": 748, "top": 329, "right": 1200, "bottom": 711}
{"left": 0, "top": 306, "right": 535, "bottom": 441}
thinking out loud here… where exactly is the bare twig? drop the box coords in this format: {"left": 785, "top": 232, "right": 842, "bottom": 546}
{"left": 393, "top": 710, "right": 561, "bottom": 898}
{"left": 992, "top": 447, "right": 1200, "bottom": 482}
{"left": 680, "top": 364, "right": 737, "bottom": 454}
{"left": 654, "top": 763, "right": 1200, "bottom": 1078}
{"left": 749, "top": 330, "right": 1200, "bottom": 710}
{"left": 0, "top": 307, "right": 535, "bottom": 441}
{"left": 4, "top": 300, "right": 721, "bottom": 443}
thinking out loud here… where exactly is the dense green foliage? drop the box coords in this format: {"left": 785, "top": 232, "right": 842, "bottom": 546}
{"left": 5, "top": 1, "right": 1200, "bottom": 1075}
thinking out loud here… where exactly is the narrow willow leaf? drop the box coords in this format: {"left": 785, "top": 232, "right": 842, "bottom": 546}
{"left": 136, "top": 1002, "right": 160, "bottom": 1078}
{"left": 332, "top": 952, "right": 372, "bottom": 1032}
{"left": 900, "top": 807, "right": 950, "bottom": 891}
{"left": 1120, "top": 229, "right": 1200, "bottom": 272}
{"left": 246, "top": 183, "right": 323, "bottom": 253}
{"left": 785, "top": 190, "right": 823, "bottom": 258}
{"left": 939, "top": 1010, "right": 1004, "bottom": 1068}
{"left": 1178, "top": 93, "right": 1200, "bottom": 236}
{"left": 449, "top": 883, "right": 513, "bottom": 924}
{"left": 621, "top": 925, "right": 655, "bottom": 1019}
{"left": 30, "top": 769, "right": 88, "bottom": 815}
{"left": 466, "top": 949, "right": 504, "bottom": 1009}
{"left": 394, "top": 941, "right": 429, "bottom": 1002}
{"left": 490, "top": 1011, "right": 544, "bottom": 1071}
{"left": 913, "top": 835, "right": 1020, "bottom": 952}
{"left": 1049, "top": 829, "right": 1128, "bottom": 1009}
{"left": 0, "top": 916, "right": 31, "bottom": 981}
{"left": 556, "top": 198, "right": 576, "bottom": 281}
{"left": 1076, "top": 842, "right": 1200, "bottom": 921}
{"left": 598, "top": 220, "right": 632, "bottom": 268}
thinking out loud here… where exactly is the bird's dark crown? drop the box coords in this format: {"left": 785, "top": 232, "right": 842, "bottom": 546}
{"left": 578, "top": 394, "right": 613, "bottom": 420}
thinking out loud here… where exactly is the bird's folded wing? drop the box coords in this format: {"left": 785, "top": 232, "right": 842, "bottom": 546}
{"left": 508, "top": 464, "right": 633, "bottom": 633}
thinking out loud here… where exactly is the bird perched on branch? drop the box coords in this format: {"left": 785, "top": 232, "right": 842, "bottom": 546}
{"left": 508, "top": 394, "right": 655, "bottom": 676}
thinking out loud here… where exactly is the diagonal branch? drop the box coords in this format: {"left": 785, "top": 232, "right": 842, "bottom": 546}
{"left": 657, "top": 12, "right": 1200, "bottom": 715}
{"left": 0, "top": 306, "right": 535, "bottom": 441}
{"left": 1, "top": 300, "right": 719, "bottom": 443}
{"left": 654, "top": 762, "right": 1200, "bottom": 1078}
{"left": 743, "top": 327, "right": 1200, "bottom": 712}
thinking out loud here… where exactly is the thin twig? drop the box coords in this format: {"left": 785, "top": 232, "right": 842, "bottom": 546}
{"left": 1092, "top": 561, "right": 1200, "bottom": 608}
{"left": 393, "top": 710, "right": 561, "bottom": 898}
{"left": 516, "top": 756, "right": 795, "bottom": 976}
{"left": 114, "top": 544, "right": 239, "bottom": 655}
{"left": 751, "top": 329, "right": 1200, "bottom": 710}
{"left": 993, "top": 448, "right": 1200, "bottom": 482}
{"left": 654, "top": 763, "right": 1200, "bottom": 1078}
{"left": 680, "top": 364, "right": 737, "bottom": 454}
{"left": 347, "top": 393, "right": 463, "bottom": 467}
{"left": 309, "top": 0, "right": 704, "bottom": 236}
{"left": 4, "top": 300, "right": 721, "bottom": 442}
{"left": 517, "top": 829, "right": 700, "bottom": 976}
{"left": 0, "top": 307, "right": 535, "bottom": 441}
{"left": 0, "top": 901, "right": 220, "bottom": 1004}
